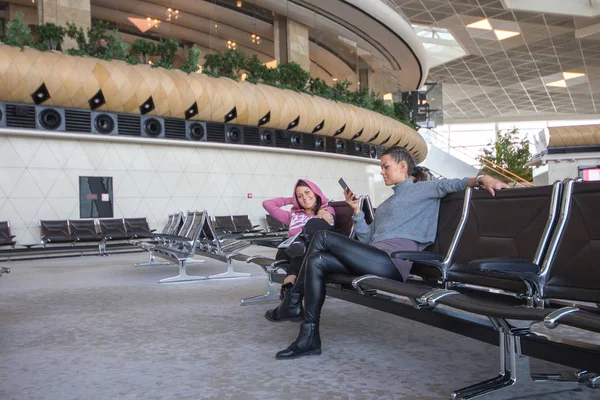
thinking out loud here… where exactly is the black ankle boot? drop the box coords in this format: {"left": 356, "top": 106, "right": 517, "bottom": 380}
{"left": 275, "top": 322, "right": 321, "bottom": 359}
{"left": 285, "top": 241, "right": 306, "bottom": 258}
{"left": 265, "top": 291, "right": 304, "bottom": 322}
{"left": 279, "top": 282, "right": 293, "bottom": 301}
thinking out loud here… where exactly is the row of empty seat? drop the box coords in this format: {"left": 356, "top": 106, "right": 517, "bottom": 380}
{"left": 134, "top": 210, "right": 262, "bottom": 283}
{"left": 0, "top": 218, "right": 155, "bottom": 258}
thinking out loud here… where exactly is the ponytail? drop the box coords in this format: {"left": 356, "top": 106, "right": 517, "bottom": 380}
{"left": 411, "top": 166, "right": 429, "bottom": 182}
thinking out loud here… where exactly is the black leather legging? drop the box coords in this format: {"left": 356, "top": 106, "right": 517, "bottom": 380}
{"left": 291, "top": 230, "right": 402, "bottom": 323}
{"left": 275, "top": 218, "right": 334, "bottom": 277}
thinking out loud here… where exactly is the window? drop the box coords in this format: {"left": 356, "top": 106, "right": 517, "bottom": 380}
{"left": 79, "top": 176, "right": 114, "bottom": 218}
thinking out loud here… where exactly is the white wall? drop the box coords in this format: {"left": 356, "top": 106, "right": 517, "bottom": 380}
{"left": 533, "top": 152, "right": 600, "bottom": 186}
{"left": 0, "top": 131, "right": 385, "bottom": 244}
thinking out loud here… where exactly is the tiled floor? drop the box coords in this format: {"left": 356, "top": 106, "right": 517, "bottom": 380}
{"left": 0, "top": 250, "right": 597, "bottom": 400}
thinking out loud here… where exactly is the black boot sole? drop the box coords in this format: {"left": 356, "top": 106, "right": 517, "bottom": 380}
{"left": 275, "top": 348, "right": 322, "bottom": 360}
{"left": 264, "top": 313, "right": 304, "bottom": 323}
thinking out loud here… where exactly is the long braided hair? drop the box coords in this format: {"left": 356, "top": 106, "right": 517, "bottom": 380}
{"left": 381, "top": 146, "right": 428, "bottom": 182}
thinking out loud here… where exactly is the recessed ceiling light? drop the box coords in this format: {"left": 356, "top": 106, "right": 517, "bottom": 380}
{"left": 466, "top": 19, "right": 493, "bottom": 30}
{"left": 562, "top": 72, "right": 585, "bottom": 80}
{"left": 494, "top": 29, "right": 520, "bottom": 40}
{"left": 546, "top": 80, "right": 567, "bottom": 88}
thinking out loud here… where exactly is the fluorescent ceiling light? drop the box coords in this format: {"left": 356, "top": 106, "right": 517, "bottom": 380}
{"left": 494, "top": 29, "right": 521, "bottom": 40}
{"left": 546, "top": 80, "right": 567, "bottom": 88}
{"left": 563, "top": 72, "right": 585, "bottom": 80}
{"left": 467, "top": 19, "right": 493, "bottom": 30}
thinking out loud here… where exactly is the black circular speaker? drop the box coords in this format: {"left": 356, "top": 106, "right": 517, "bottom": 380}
{"left": 290, "top": 134, "right": 302, "bottom": 149}
{"left": 260, "top": 130, "right": 274, "bottom": 145}
{"left": 315, "top": 137, "right": 325, "bottom": 151}
{"left": 336, "top": 140, "right": 345, "bottom": 152}
{"left": 38, "top": 109, "right": 62, "bottom": 130}
{"left": 187, "top": 122, "right": 205, "bottom": 141}
{"left": 143, "top": 118, "right": 162, "bottom": 137}
{"left": 370, "top": 145, "right": 378, "bottom": 159}
{"left": 94, "top": 114, "right": 115, "bottom": 134}
{"left": 227, "top": 127, "right": 242, "bottom": 142}
{"left": 354, "top": 143, "right": 363, "bottom": 154}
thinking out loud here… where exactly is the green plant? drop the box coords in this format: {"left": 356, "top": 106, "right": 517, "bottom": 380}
{"left": 245, "top": 54, "right": 266, "bottom": 83}
{"left": 65, "top": 20, "right": 110, "bottom": 56}
{"left": 65, "top": 48, "right": 87, "bottom": 56}
{"left": 155, "top": 38, "right": 180, "bottom": 68}
{"left": 87, "top": 20, "right": 110, "bottom": 55}
{"left": 180, "top": 45, "right": 201, "bottom": 73}
{"left": 479, "top": 128, "right": 532, "bottom": 183}
{"left": 278, "top": 62, "right": 310, "bottom": 91}
{"left": 348, "top": 87, "right": 373, "bottom": 109}
{"left": 104, "top": 30, "right": 129, "bottom": 61}
{"left": 125, "top": 55, "right": 139, "bottom": 65}
{"left": 202, "top": 53, "right": 222, "bottom": 77}
{"left": 262, "top": 65, "right": 279, "bottom": 86}
{"left": 331, "top": 79, "right": 352, "bottom": 102}
{"left": 308, "top": 77, "right": 331, "bottom": 98}
{"left": 37, "top": 22, "right": 65, "bottom": 51}
{"left": 221, "top": 49, "right": 247, "bottom": 79}
{"left": 5, "top": 12, "right": 33, "bottom": 50}
{"left": 132, "top": 39, "right": 156, "bottom": 64}
{"left": 65, "top": 22, "right": 87, "bottom": 51}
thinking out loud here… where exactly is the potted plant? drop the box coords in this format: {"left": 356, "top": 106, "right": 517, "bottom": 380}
{"left": 103, "top": 30, "right": 129, "bottom": 61}
{"left": 5, "top": 12, "right": 33, "bottom": 50}
{"left": 154, "top": 38, "right": 180, "bottom": 68}
{"left": 180, "top": 45, "right": 201, "bottom": 73}
{"left": 132, "top": 39, "right": 156, "bottom": 64}
{"left": 37, "top": 22, "right": 65, "bottom": 51}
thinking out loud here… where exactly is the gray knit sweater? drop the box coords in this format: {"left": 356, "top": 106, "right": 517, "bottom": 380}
{"left": 353, "top": 178, "right": 469, "bottom": 247}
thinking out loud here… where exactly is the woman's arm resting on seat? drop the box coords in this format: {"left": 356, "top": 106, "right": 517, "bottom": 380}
{"left": 263, "top": 197, "right": 293, "bottom": 225}
{"left": 467, "top": 175, "right": 509, "bottom": 196}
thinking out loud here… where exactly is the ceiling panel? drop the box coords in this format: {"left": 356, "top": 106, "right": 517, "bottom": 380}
{"left": 394, "top": 0, "right": 600, "bottom": 122}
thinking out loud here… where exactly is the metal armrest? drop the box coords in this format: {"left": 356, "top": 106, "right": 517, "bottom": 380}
{"left": 470, "top": 257, "right": 542, "bottom": 297}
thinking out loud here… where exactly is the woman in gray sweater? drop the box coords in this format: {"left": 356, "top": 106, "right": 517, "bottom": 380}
{"left": 268, "top": 146, "right": 508, "bottom": 360}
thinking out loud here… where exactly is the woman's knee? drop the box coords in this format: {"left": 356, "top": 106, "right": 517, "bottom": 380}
{"left": 303, "top": 219, "right": 332, "bottom": 237}
{"left": 305, "top": 253, "right": 328, "bottom": 278}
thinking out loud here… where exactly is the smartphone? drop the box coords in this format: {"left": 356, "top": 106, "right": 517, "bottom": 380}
{"left": 338, "top": 178, "right": 357, "bottom": 200}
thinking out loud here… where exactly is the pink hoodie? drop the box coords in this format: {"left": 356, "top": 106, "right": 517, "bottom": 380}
{"left": 263, "top": 179, "right": 335, "bottom": 237}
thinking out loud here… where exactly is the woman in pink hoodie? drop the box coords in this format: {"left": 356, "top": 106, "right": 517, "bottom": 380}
{"left": 262, "top": 179, "right": 335, "bottom": 318}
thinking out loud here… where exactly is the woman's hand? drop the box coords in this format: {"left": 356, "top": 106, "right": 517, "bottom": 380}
{"left": 479, "top": 175, "right": 509, "bottom": 196}
{"left": 344, "top": 188, "right": 361, "bottom": 214}
{"left": 317, "top": 209, "right": 334, "bottom": 225}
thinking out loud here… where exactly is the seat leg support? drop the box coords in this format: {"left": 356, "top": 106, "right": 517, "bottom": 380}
{"left": 159, "top": 259, "right": 207, "bottom": 283}
{"left": 182, "top": 257, "right": 205, "bottom": 264}
{"left": 135, "top": 250, "right": 172, "bottom": 267}
{"left": 452, "top": 334, "right": 583, "bottom": 399}
{"left": 241, "top": 273, "right": 279, "bottom": 305}
{"left": 209, "top": 256, "right": 251, "bottom": 280}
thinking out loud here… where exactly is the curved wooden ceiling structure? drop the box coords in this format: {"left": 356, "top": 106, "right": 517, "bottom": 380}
{"left": 0, "top": 45, "right": 428, "bottom": 162}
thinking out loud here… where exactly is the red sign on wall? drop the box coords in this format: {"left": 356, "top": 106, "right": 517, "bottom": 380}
{"left": 582, "top": 168, "right": 600, "bottom": 181}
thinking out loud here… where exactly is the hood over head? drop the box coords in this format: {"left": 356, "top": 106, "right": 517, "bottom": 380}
{"left": 291, "top": 179, "right": 329, "bottom": 212}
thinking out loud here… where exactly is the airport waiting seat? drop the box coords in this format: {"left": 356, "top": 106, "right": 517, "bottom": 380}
{"left": 352, "top": 180, "right": 600, "bottom": 398}
{"left": 0, "top": 221, "right": 17, "bottom": 249}
{"left": 39, "top": 220, "right": 73, "bottom": 247}
{"left": 124, "top": 218, "right": 155, "bottom": 239}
